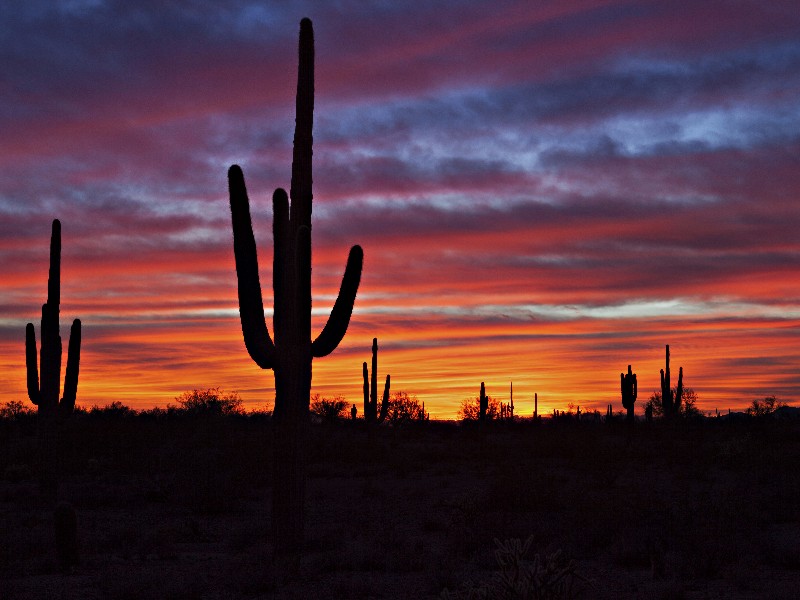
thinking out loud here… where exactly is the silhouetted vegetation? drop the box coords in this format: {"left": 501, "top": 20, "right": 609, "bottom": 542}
{"left": 363, "top": 337, "right": 390, "bottom": 424}
{"left": 746, "top": 395, "right": 786, "bottom": 417}
{"left": 644, "top": 387, "right": 700, "bottom": 419}
{"left": 25, "top": 219, "right": 83, "bottom": 500}
{"left": 175, "top": 387, "right": 244, "bottom": 416}
{"left": 659, "top": 345, "right": 684, "bottom": 420}
{"left": 458, "top": 388, "right": 501, "bottom": 421}
{"left": 227, "top": 18, "right": 363, "bottom": 555}
{"left": 310, "top": 393, "right": 349, "bottom": 422}
{"left": 2, "top": 404, "right": 799, "bottom": 598}
{"left": 384, "top": 391, "right": 428, "bottom": 425}
{"left": 620, "top": 365, "right": 637, "bottom": 424}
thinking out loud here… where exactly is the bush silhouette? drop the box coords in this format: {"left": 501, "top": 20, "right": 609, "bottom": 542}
{"left": 175, "top": 388, "right": 244, "bottom": 416}
{"left": 746, "top": 395, "right": 786, "bottom": 417}
{"left": 310, "top": 394, "right": 349, "bottom": 422}
{"left": 458, "top": 394, "right": 500, "bottom": 421}
{"left": 385, "top": 391, "right": 426, "bottom": 425}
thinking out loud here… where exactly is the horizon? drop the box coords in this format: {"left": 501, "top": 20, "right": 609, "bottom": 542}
{"left": 1, "top": 1, "right": 800, "bottom": 418}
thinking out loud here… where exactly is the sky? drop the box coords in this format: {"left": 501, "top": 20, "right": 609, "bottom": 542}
{"left": 1, "top": 0, "right": 799, "bottom": 418}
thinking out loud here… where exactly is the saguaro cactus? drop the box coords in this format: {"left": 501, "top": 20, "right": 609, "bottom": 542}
{"left": 363, "top": 337, "right": 390, "bottom": 423}
{"left": 620, "top": 365, "right": 637, "bottom": 424}
{"left": 479, "top": 382, "right": 488, "bottom": 421}
{"left": 227, "top": 18, "right": 363, "bottom": 554}
{"left": 660, "top": 345, "right": 683, "bottom": 419}
{"left": 26, "top": 219, "right": 81, "bottom": 418}
{"left": 26, "top": 219, "right": 81, "bottom": 497}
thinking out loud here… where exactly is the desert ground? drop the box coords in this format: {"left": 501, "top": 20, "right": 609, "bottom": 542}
{"left": 2, "top": 411, "right": 799, "bottom": 599}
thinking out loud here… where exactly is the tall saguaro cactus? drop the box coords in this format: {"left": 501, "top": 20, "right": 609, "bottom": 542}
{"left": 620, "top": 364, "right": 637, "bottom": 424}
{"left": 26, "top": 219, "right": 81, "bottom": 498}
{"left": 363, "top": 337, "right": 390, "bottom": 423}
{"left": 26, "top": 219, "right": 82, "bottom": 418}
{"left": 228, "top": 18, "right": 363, "bottom": 555}
{"left": 660, "top": 345, "right": 683, "bottom": 420}
{"left": 479, "top": 382, "right": 488, "bottom": 421}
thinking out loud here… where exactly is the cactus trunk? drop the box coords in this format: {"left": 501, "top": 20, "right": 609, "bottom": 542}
{"left": 479, "top": 382, "right": 487, "bottom": 421}
{"left": 228, "top": 18, "right": 363, "bottom": 555}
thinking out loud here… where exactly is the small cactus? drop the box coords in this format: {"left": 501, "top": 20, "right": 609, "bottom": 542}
{"left": 620, "top": 365, "right": 637, "bottom": 424}
{"left": 363, "top": 337, "right": 389, "bottom": 423}
{"left": 660, "top": 345, "right": 683, "bottom": 419}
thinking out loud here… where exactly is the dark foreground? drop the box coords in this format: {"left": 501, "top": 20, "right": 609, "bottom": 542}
{"left": 2, "top": 413, "right": 799, "bottom": 599}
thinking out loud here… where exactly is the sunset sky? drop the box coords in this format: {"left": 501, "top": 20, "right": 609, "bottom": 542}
{"left": 1, "top": 1, "right": 799, "bottom": 418}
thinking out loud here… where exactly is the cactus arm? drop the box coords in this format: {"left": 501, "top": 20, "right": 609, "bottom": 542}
{"left": 675, "top": 367, "right": 684, "bottom": 413}
{"left": 59, "top": 319, "right": 81, "bottom": 417}
{"left": 632, "top": 373, "right": 637, "bottom": 399}
{"left": 311, "top": 245, "right": 363, "bottom": 357}
{"left": 378, "top": 374, "right": 390, "bottom": 423}
{"left": 25, "top": 323, "right": 41, "bottom": 405}
{"left": 272, "top": 188, "right": 291, "bottom": 348}
{"left": 228, "top": 165, "right": 276, "bottom": 369}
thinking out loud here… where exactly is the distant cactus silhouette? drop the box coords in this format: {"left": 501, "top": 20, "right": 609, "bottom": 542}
{"left": 227, "top": 18, "right": 363, "bottom": 554}
{"left": 363, "top": 337, "right": 390, "bottom": 423}
{"left": 660, "top": 345, "right": 683, "bottom": 420}
{"left": 620, "top": 365, "right": 637, "bottom": 424}
{"left": 26, "top": 219, "right": 82, "bottom": 418}
{"left": 479, "top": 382, "right": 488, "bottom": 421}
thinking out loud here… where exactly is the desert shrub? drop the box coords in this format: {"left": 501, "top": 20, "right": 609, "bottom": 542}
{"left": 458, "top": 395, "right": 501, "bottom": 421}
{"left": 745, "top": 395, "right": 786, "bottom": 417}
{"left": 310, "top": 394, "right": 349, "bottom": 422}
{"left": 175, "top": 388, "right": 243, "bottom": 416}
{"left": 89, "top": 401, "right": 136, "bottom": 418}
{"left": 386, "top": 391, "right": 427, "bottom": 425}
{"left": 644, "top": 387, "right": 700, "bottom": 419}
{"left": 441, "top": 535, "right": 585, "bottom": 599}
{"left": 0, "top": 400, "right": 33, "bottom": 420}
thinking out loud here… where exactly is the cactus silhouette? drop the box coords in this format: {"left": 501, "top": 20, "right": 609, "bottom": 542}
{"left": 26, "top": 219, "right": 81, "bottom": 497}
{"left": 363, "top": 337, "right": 389, "bottom": 423}
{"left": 479, "top": 382, "right": 488, "bottom": 421}
{"left": 620, "top": 365, "right": 637, "bottom": 424}
{"left": 660, "top": 345, "right": 683, "bottom": 419}
{"left": 227, "top": 18, "right": 363, "bottom": 554}
{"left": 26, "top": 219, "right": 82, "bottom": 419}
